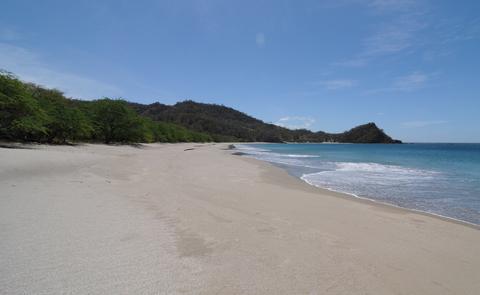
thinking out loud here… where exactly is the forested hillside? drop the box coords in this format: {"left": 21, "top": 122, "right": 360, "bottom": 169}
{"left": 1, "top": 71, "right": 400, "bottom": 144}
{"left": 0, "top": 72, "right": 211, "bottom": 144}
{"left": 132, "top": 101, "right": 401, "bottom": 143}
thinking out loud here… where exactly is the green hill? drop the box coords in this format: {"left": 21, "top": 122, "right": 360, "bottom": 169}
{"left": 0, "top": 72, "right": 211, "bottom": 144}
{"left": 131, "top": 100, "right": 401, "bottom": 143}
{"left": 1, "top": 71, "right": 400, "bottom": 144}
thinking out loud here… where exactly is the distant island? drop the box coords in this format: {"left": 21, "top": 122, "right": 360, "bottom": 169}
{"left": 0, "top": 71, "right": 400, "bottom": 144}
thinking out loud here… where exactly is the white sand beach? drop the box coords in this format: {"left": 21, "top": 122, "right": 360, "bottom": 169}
{"left": 0, "top": 143, "right": 479, "bottom": 294}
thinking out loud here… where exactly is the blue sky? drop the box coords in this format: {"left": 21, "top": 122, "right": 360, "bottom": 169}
{"left": 1, "top": 0, "right": 479, "bottom": 142}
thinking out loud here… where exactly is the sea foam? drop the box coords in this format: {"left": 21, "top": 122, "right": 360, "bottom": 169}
{"left": 236, "top": 143, "right": 480, "bottom": 225}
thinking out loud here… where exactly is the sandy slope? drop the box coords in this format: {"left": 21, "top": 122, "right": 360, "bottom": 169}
{"left": 0, "top": 143, "right": 478, "bottom": 294}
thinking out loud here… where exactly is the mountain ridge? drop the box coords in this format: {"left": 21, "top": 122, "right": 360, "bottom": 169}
{"left": 131, "top": 100, "right": 401, "bottom": 143}
{"left": 0, "top": 71, "right": 400, "bottom": 144}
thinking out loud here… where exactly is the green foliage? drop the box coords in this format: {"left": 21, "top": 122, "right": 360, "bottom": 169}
{"left": 89, "top": 99, "right": 145, "bottom": 143}
{"left": 33, "top": 87, "right": 93, "bottom": 143}
{"left": 133, "top": 100, "right": 401, "bottom": 143}
{"left": 0, "top": 71, "right": 399, "bottom": 144}
{"left": 0, "top": 72, "right": 49, "bottom": 141}
{"left": 0, "top": 72, "right": 212, "bottom": 144}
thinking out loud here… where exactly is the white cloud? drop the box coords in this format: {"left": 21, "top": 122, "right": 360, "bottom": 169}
{"left": 393, "top": 72, "right": 428, "bottom": 91}
{"left": 0, "top": 42, "right": 122, "bottom": 99}
{"left": 364, "top": 11, "right": 427, "bottom": 57}
{"left": 0, "top": 27, "right": 21, "bottom": 41}
{"left": 256, "top": 32, "right": 265, "bottom": 48}
{"left": 321, "top": 0, "right": 418, "bottom": 12}
{"left": 401, "top": 120, "right": 448, "bottom": 128}
{"left": 436, "top": 17, "right": 480, "bottom": 45}
{"left": 333, "top": 1, "right": 426, "bottom": 67}
{"left": 275, "top": 116, "right": 315, "bottom": 130}
{"left": 333, "top": 58, "right": 368, "bottom": 67}
{"left": 365, "top": 71, "right": 430, "bottom": 94}
{"left": 364, "top": 24, "right": 413, "bottom": 56}
{"left": 367, "top": 0, "right": 417, "bottom": 12}
{"left": 318, "top": 79, "right": 357, "bottom": 90}
{"left": 333, "top": 19, "right": 423, "bottom": 67}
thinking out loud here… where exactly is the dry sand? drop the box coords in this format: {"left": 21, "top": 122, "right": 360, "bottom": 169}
{"left": 0, "top": 143, "right": 479, "bottom": 294}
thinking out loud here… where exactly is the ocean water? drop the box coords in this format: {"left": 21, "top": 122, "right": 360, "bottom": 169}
{"left": 236, "top": 143, "right": 480, "bottom": 225}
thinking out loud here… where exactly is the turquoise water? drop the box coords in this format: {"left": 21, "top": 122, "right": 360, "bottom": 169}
{"left": 237, "top": 143, "right": 480, "bottom": 225}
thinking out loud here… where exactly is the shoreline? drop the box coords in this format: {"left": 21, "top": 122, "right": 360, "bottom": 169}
{"left": 234, "top": 143, "right": 480, "bottom": 229}
{"left": 2, "top": 141, "right": 476, "bottom": 228}
{"left": 238, "top": 154, "right": 480, "bottom": 230}
{"left": 303, "top": 176, "right": 480, "bottom": 229}
{"left": 1, "top": 143, "right": 479, "bottom": 294}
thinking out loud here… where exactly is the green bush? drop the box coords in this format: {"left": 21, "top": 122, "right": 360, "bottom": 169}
{"left": 0, "top": 72, "right": 49, "bottom": 141}
{"left": 0, "top": 71, "right": 211, "bottom": 144}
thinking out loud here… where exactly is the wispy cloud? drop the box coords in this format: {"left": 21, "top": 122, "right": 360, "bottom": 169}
{"left": 256, "top": 32, "right": 266, "bottom": 48}
{"left": 317, "top": 79, "right": 357, "bottom": 90}
{"left": 401, "top": 120, "right": 448, "bottom": 128}
{"left": 275, "top": 116, "right": 315, "bottom": 129}
{"left": 436, "top": 17, "right": 480, "bottom": 45}
{"left": 392, "top": 72, "right": 428, "bottom": 91}
{"left": 365, "top": 71, "right": 430, "bottom": 94}
{"left": 333, "top": 1, "right": 426, "bottom": 67}
{"left": 363, "top": 17, "right": 424, "bottom": 57}
{"left": 332, "top": 58, "right": 368, "bottom": 67}
{"left": 316, "top": 0, "right": 416, "bottom": 11}
{"left": 366, "top": 0, "right": 417, "bottom": 12}
{"left": 0, "top": 43, "right": 122, "bottom": 99}
{"left": 419, "top": 17, "right": 480, "bottom": 63}
{"left": 0, "top": 27, "right": 21, "bottom": 41}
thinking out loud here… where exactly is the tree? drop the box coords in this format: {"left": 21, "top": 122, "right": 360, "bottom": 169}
{"left": 0, "top": 72, "right": 48, "bottom": 141}
{"left": 33, "top": 87, "right": 92, "bottom": 143}
{"left": 90, "top": 98, "right": 146, "bottom": 143}
{"left": 1, "top": 72, "right": 213, "bottom": 144}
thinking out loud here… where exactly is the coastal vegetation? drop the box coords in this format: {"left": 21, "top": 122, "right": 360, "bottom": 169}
{"left": 132, "top": 100, "right": 401, "bottom": 143}
{"left": 1, "top": 71, "right": 400, "bottom": 144}
{"left": 0, "top": 71, "right": 211, "bottom": 144}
